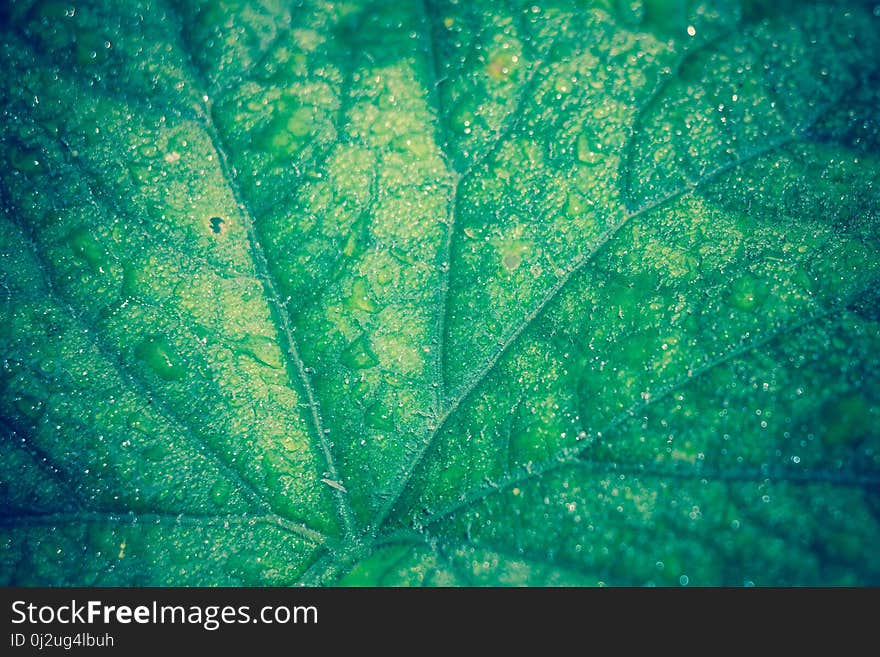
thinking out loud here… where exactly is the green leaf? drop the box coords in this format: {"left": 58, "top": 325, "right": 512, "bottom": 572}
{"left": 1, "top": 0, "right": 879, "bottom": 586}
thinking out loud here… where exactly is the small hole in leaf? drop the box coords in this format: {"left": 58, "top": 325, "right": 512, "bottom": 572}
{"left": 209, "top": 216, "right": 225, "bottom": 234}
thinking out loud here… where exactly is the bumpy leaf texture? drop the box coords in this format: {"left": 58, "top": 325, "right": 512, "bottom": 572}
{"left": 1, "top": 0, "right": 879, "bottom": 586}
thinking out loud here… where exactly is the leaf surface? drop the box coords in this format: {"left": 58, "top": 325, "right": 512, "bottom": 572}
{"left": 1, "top": 0, "right": 879, "bottom": 585}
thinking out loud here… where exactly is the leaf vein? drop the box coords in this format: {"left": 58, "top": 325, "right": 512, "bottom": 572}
{"left": 161, "top": 0, "right": 357, "bottom": 538}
